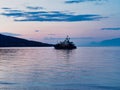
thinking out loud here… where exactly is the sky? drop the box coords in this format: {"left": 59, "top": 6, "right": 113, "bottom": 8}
{"left": 0, "top": 0, "right": 120, "bottom": 45}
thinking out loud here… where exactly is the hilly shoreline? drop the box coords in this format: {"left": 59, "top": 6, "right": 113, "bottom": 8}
{"left": 0, "top": 34, "right": 53, "bottom": 47}
{"left": 89, "top": 38, "right": 120, "bottom": 47}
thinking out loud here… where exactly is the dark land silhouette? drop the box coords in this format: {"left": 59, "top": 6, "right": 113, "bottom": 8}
{"left": 0, "top": 34, "right": 53, "bottom": 47}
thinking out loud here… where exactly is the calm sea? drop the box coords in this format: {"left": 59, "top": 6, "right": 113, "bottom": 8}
{"left": 0, "top": 47, "right": 120, "bottom": 90}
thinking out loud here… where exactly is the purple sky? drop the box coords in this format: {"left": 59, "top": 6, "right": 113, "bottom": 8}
{"left": 0, "top": 0, "right": 120, "bottom": 45}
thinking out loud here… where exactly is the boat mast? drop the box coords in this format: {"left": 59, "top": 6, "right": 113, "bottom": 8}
{"left": 65, "top": 35, "right": 70, "bottom": 42}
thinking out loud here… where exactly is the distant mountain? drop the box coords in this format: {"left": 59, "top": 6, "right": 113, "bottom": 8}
{"left": 0, "top": 34, "right": 53, "bottom": 47}
{"left": 89, "top": 38, "right": 120, "bottom": 46}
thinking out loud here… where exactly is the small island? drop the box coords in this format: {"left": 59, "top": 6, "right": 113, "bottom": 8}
{"left": 54, "top": 36, "right": 77, "bottom": 49}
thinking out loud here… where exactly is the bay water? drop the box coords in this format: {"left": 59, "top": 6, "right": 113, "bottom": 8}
{"left": 0, "top": 47, "right": 120, "bottom": 90}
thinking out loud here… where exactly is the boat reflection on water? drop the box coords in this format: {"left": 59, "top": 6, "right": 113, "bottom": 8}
{"left": 54, "top": 36, "right": 77, "bottom": 50}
